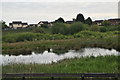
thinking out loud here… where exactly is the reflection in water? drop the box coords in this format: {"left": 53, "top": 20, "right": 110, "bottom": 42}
{"left": 1, "top": 48, "right": 119, "bottom": 66}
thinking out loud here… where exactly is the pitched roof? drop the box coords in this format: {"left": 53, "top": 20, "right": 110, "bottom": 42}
{"left": 94, "top": 20, "right": 103, "bottom": 23}
{"left": 38, "top": 21, "right": 49, "bottom": 24}
{"left": 29, "top": 24, "right": 37, "bottom": 26}
{"left": 9, "top": 23, "right": 12, "bottom": 25}
{"left": 22, "top": 23, "right": 28, "bottom": 25}
{"left": 108, "top": 18, "right": 120, "bottom": 21}
{"left": 12, "top": 21, "right": 22, "bottom": 24}
{"left": 66, "top": 21, "right": 74, "bottom": 24}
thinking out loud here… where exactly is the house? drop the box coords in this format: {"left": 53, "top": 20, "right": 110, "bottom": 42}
{"left": 66, "top": 21, "right": 74, "bottom": 24}
{"left": 93, "top": 20, "right": 103, "bottom": 26}
{"left": 108, "top": 18, "right": 120, "bottom": 25}
{"left": 37, "top": 21, "right": 53, "bottom": 27}
{"left": 9, "top": 21, "right": 28, "bottom": 29}
{"left": 38, "top": 21, "right": 49, "bottom": 27}
{"left": 22, "top": 23, "right": 28, "bottom": 28}
{"left": 12, "top": 21, "right": 22, "bottom": 29}
{"left": 93, "top": 18, "right": 120, "bottom": 26}
{"left": 9, "top": 23, "right": 12, "bottom": 28}
{"left": 29, "top": 24, "right": 38, "bottom": 27}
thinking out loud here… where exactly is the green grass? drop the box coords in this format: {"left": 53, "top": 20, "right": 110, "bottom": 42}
{"left": 2, "top": 30, "right": 120, "bottom": 55}
{"left": 2, "top": 55, "right": 119, "bottom": 73}
{"left": 2, "top": 35, "right": 119, "bottom": 55}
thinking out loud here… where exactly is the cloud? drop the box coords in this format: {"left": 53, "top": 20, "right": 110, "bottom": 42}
{"left": 1, "top": 0, "right": 119, "bottom": 2}
{"left": 2, "top": 2, "right": 118, "bottom": 24}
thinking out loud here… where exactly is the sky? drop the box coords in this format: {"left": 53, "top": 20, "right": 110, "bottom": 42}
{"left": 0, "top": 0, "right": 119, "bottom": 25}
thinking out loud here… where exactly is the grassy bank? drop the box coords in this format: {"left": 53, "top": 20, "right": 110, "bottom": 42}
{"left": 2, "top": 34, "right": 119, "bottom": 55}
{"left": 2, "top": 55, "right": 119, "bottom": 73}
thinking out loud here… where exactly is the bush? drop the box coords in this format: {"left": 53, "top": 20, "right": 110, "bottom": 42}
{"left": 69, "top": 22, "right": 87, "bottom": 34}
{"left": 2, "top": 32, "right": 73, "bottom": 43}
{"left": 90, "top": 25, "right": 100, "bottom": 32}
{"left": 100, "top": 27, "right": 107, "bottom": 32}
{"left": 50, "top": 23, "right": 68, "bottom": 35}
{"left": 33, "top": 27, "right": 45, "bottom": 33}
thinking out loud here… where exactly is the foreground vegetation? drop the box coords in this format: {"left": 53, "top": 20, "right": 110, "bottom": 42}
{"left": 2, "top": 55, "right": 119, "bottom": 73}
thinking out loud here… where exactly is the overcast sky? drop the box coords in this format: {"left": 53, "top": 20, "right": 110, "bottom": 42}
{"left": 0, "top": 0, "right": 119, "bottom": 24}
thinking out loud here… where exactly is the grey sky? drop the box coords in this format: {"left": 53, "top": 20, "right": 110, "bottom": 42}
{"left": 1, "top": 2, "right": 118, "bottom": 24}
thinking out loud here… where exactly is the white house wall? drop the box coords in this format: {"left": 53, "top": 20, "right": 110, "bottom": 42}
{"left": 13, "top": 24, "right": 22, "bottom": 28}
{"left": 22, "top": 25, "right": 28, "bottom": 28}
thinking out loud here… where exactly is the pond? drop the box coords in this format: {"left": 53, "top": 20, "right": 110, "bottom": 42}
{"left": 1, "top": 48, "right": 119, "bottom": 66}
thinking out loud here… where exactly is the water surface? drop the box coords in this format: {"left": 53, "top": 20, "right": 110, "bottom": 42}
{"left": 1, "top": 48, "right": 119, "bottom": 66}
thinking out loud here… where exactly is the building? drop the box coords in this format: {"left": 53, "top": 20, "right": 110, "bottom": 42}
{"left": 93, "top": 18, "right": 120, "bottom": 26}
{"left": 9, "top": 21, "right": 28, "bottom": 29}
{"left": 29, "top": 24, "right": 38, "bottom": 27}
{"left": 66, "top": 21, "right": 74, "bottom": 24}
{"left": 38, "top": 21, "right": 49, "bottom": 27}
{"left": 22, "top": 23, "right": 28, "bottom": 28}
{"left": 93, "top": 20, "right": 103, "bottom": 26}
{"left": 38, "top": 21, "right": 53, "bottom": 27}
{"left": 108, "top": 18, "right": 120, "bottom": 25}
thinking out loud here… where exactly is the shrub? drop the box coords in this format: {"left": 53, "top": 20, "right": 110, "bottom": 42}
{"left": 69, "top": 22, "right": 87, "bottom": 34}
{"left": 100, "top": 27, "right": 107, "bottom": 32}
{"left": 90, "top": 25, "right": 100, "bottom": 32}
{"left": 50, "top": 23, "right": 68, "bottom": 35}
{"left": 33, "top": 27, "right": 45, "bottom": 33}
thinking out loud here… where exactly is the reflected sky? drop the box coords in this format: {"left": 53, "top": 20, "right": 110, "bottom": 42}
{"left": 1, "top": 48, "right": 119, "bottom": 66}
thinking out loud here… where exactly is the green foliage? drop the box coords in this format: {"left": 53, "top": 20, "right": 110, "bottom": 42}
{"left": 75, "top": 13, "right": 85, "bottom": 23}
{"left": 2, "top": 56, "right": 118, "bottom": 73}
{"left": 55, "top": 17, "right": 65, "bottom": 23}
{"left": 2, "top": 31, "right": 119, "bottom": 55}
{"left": 69, "top": 22, "right": 87, "bottom": 34}
{"left": 50, "top": 23, "right": 68, "bottom": 35}
{"left": 101, "top": 20, "right": 111, "bottom": 26}
{"left": 90, "top": 25, "right": 100, "bottom": 32}
{"left": 100, "top": 27, "right": 107, "bottom": 32}
{"left": 0, "top": 21, "right": 9, "bottom": 29}
{"left": 41, "top": 24, "right": 48, "bottom": 28}
{"left": 85, "top": 17, "right": 92, "bottom": 25}
{"left": 33, "top": 27, "right": 45, "bottom": 33}
{"left": 106, "top": 25, "right": 120, "bottom": 31}
{"left": 2, "top": 32, "right": 73, "bottom": 43}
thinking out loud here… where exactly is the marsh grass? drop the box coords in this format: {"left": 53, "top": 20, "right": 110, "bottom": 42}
{"left": 2, "top": 35, "right": 119, "bottom": 55}
{"left": 2, "top": 55, "right": 119, "bottom": 73}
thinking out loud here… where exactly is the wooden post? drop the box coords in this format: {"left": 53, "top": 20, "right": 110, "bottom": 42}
{"left": 81, "top": 74, "right": 84, "bottom": 80}
{"left": 114, "top": 77, "right": 118, "bottom": 80}
{"left": 51, "top": 77, "right": 54, "bottom": 80}
{"left": 22, "top": 77, "right": 25, "bottom": 80}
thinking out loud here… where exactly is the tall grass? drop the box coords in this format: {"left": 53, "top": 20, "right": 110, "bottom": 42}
{"left": 2, "top": 55, "right": 119, "bottom": 73}
{"left": 2, "top": 31, "right": 119, "bottom": 55}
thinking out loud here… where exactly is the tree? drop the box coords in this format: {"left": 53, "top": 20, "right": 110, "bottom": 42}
{"left": 0, "top": 21, "right": 9, "bottom": 29}
{"left": 75, "top": 13, "right": 85, "bottom": 23}
{"left": 55, "top": 17, "right": 65, "bottom": 23}
{"left": 101, "top": 20, "right": 111, "bottom": 26}
{"left": 50, "top": 23, "right": 68, "bottom": 35}
{"left": 69, "top": 22, "right": 86, "bottom": 34}
{"left": 85, "top": 17, "right": 92, "bottom": 25}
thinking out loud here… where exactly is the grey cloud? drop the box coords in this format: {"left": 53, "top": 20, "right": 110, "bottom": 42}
{"left": 2, "top": 2, "right": 118, "bottom": 24}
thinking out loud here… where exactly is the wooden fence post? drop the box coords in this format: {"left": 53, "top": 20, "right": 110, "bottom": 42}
{"left": 81, "top": 74, "right": 84, "bottom": 80}
{"left": 22, "top": 77, "right": 25, "bottom": 80}
{"left": 51, "top": 77, "right": 54, "bottom": 80}
{"left": 114, "top": 77, "right": 118, "bottom": 80}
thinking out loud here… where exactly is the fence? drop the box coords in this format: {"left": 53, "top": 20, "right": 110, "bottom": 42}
{"left": 2, "top": 73, "right": 120, "bottom": 80}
